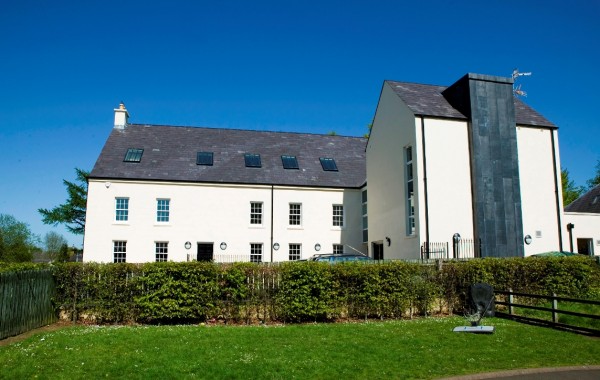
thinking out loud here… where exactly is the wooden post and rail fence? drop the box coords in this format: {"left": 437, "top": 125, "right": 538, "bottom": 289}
{"left": 495, "top": 289, "right": 600, "bottom": 336}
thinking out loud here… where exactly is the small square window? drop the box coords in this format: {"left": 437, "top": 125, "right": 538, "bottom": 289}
{"left": 333, "top": 205, "right": 344, "bottom": 227}
{"left": 320, "top": 157, "right": 338, "bottom": 171}
{"left": 115, "top": 198, "right": 129, "bottom": 221}
{"left": 244, "top": 154, "right": 261, "bottom": 168}
{"left": 197, "top": 152, "right": 214, "bottom": 166}
{"left": 250, "top": 243, "right": 263, "bottom": 263}
{"left": 124, "top": 148, "right": 144, "bottom": 162}
{"left": 250, "top": 202, "right": 263, "bottom": 225}
{"left": 281, "top": 155, "right": 299, "bottom": 169}
{"left": 333, "top": 244, "right": 344, "bottom": 254}
{"left": 289, "top": 203, "right": 301, "bottom": 226}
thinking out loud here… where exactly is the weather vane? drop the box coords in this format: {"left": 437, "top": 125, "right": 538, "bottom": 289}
{"left": 512, "top": 68, "right": 531, "bottom": 97}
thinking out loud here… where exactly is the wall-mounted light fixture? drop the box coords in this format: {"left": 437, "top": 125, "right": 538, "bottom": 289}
{"left": 273, "top": 243, "right": 280, "bottom": 251}
{"left": 385, "top": 237, "right": 391, "bottom": 247}
{"left": 524, "top": 235, "right": 532, "bottom": 245}
{"left": 184, "top": 241, "right": 192, "bottom": 250}
{"left": 220, "top": 242, "right": 227, "bottom": 250}
{"left": 104, "top": 182, "right": 111, "bottom": 188}
{"left": 314, "top": 243, "right": 321, "bottom": 251}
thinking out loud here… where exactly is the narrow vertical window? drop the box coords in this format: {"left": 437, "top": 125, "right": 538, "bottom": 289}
{"left": 289, "top": 244, "right": 301, "bottom": 261}
{"left": 362, "top": 189, "right": 368, "bottom": 243}
{"left": 113, "top": 241, "right": 126, "bottom": 263}
{"left": 250, "top": 202, "right": 263, "bottom": 225}
{"left": 157, "top": 199, "right": 170, "bottom": 222}
{"left": 332, "top": 205, "right": 344, "bottom": 227}
{"left": 333, "top": 244, "right": 344, "bottom": 254}
{"left": 289, "top": 203, "right": 301, "bottom": 226}
{"left": 155, "top": 242, "right": 168, "bottom": 262}
{"left": 115, "top": 198, "right": 129, "bottom": 221}
{"left": 405, "top": 146, "right": 415, "bottom": 235}
{"left": 250, "top": 243, "right": 263, "bottom": 263}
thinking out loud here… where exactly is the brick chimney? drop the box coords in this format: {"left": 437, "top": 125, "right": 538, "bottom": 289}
{"left": 114, "top": 102, "right": 129, "bottom": 129}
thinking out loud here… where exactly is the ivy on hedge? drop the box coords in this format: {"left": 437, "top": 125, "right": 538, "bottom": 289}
{"left": 47, "top": 256, "right": 600, "bottom": 324}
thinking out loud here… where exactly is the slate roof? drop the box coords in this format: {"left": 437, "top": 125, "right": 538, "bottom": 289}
{"left": 90, "top": 124, "right": 367, "bottom": 189}
{"left": 386, "top": 80, "right": 556, "bottom": 128}
{"left": 565, "top": 185, "right": 600, "bottom": 214}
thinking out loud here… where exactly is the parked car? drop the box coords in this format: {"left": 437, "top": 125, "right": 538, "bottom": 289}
{"left": 307, "top": 253, "right": 372, "bottom": 262}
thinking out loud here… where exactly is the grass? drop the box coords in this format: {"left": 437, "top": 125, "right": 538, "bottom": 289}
{"left": 509, "top": 300, "right": 600, "bottom": 331}
{"left": 1, "top": 317, "right": 598, "bottom": 379}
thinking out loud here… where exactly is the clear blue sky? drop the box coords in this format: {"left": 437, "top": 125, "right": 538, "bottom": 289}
{"left": 1, "top": 1, "right": 598, "bottom": 247}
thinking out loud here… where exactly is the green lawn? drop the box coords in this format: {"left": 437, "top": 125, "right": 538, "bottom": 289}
{"left": 1, "top": 318, "right": 598, "bottom": 379}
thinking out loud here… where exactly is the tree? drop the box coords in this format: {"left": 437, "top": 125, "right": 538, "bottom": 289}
{"left": 586, "top": 159, "right": 600, "bottom": 190}
{"left": 44, "top": 231, "right": 69, "bottom": 262}
{"left": 561, "top": 168, "right": 584, "bottom": 206}
{"left": 0, "top": 214, "right": 39, "bottom": 262}
{"left": 39, "top": 168, "right": 89, "bottom": 235}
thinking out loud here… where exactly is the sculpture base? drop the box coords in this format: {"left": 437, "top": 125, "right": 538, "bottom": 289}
{"left": 453, "top": 325, "right": 495, "bottom": 334}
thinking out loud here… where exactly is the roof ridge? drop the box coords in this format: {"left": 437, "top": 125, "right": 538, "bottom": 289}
{"left": 127, "top": 123, "right": 367, "bottom": 140}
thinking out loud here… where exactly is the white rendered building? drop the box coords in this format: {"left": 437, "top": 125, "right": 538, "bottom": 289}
{"left": 563, "top": 185, "right": 600, "bottom": 256}
{"left": 85, "top": 73, "right": 592, "bottom": 262}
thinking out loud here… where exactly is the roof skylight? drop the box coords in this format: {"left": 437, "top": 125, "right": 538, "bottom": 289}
{"left": 124, "top": 148, "right": 144, "bottom": 163}
{"left": 281, "top": 155, "right": 299, "bottom": 170}
{"left": 197, "top": 151, "right": 214, "bottom": 166}
{"left": 319, "top": 157, "right": 338, "bottom": 171}
{"left": 244, "top": 154, "right": 262, "bottom": 168}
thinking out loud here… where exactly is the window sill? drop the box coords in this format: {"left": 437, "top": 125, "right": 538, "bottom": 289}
{"left": 288, "top": 226, "right": 304, "bottom": 230}
{"left": 249, "top": 225, "right": 264, "bottom": 229}
{"left": 154, "top": 223, "right": 172, "bottom": 227}
{"left": 113, "top": 222, "right": 130, "bottom": 226}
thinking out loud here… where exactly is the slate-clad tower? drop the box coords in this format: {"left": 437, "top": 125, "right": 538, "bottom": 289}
{"left": 443, "top": 74, "right": 524, "bottom": 257}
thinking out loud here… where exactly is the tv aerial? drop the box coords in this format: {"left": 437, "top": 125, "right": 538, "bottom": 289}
{"left": 512, "top": 68, "right": 531, "bottom": 97}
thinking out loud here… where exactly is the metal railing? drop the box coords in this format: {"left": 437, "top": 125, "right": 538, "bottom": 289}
{"left": 421, "top": 239, "right": 480, "bottom": 260}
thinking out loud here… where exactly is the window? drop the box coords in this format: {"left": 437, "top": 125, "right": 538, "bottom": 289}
{"left": 289, "top": 244, "right": 301, "bottom": 261}
{"left": 115, "top": 198, "right": 129, "bottom": 221}
{"left": 155, "top": 242, "right": 168, "bottom": 262}
{"left": 320, "top": 157, "right": 338, "bottom": 171}
{"left": 250, "top": 202, "right": 263, "bottom": 225}
{"left": 157, "top": 199, "right": 170, "bottom": 222}
{"left": 124, "top": 148, "right": 143, "bottom": 162}
{"left": 113, "top": 241, "right": 126, "bottom": 263}
{"left": 333, "top": 244, "right": 344, "bottom": 254}
{"left": 332, "top": 205, "right": 344, "bottom": 227}
{"left": 250, "top": 243, "right": 263, "bottom": 263}
{"left": 405, "top": 146, "right": 415, "bottom": 235}
{"left": 244, "top": 154, "right": 261, "bottom": 168}
{"left": 281, "top": 155, "right": 299, "bottom": 169}
{"left": 362, "top": 189, "right": 368, "bottom": 243}
{"left": 196, "top": 151, "right": 214, "bottom": 166}
{"left": 289, "top": 203, "right": 301, "bottom": 226}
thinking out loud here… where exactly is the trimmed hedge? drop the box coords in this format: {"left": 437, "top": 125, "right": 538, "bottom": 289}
{"left": 46, "top": 256, "right": 600, "bottom": 324}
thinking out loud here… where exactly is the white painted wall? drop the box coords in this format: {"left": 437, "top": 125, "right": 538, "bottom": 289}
{"left": 84, "top": 180, "right": 364, "bottom": 263}
{"left": 563, "top": 213, "right": 600, "bottom": 256}
{"left": 367, "top": 83, "right": 420, "bottom": 259}
{"left": 516, "top": 126, "right": 564, "bottom": 255}
{"left": 422, "top": 118, "right": 475, "bottom": 244}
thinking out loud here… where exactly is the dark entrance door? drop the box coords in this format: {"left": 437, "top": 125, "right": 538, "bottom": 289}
{"left": 373, "top": 242, "right": 384, "bottom": 260}
{"left": 197, "top": 243, "right": 214, "bottom": 261}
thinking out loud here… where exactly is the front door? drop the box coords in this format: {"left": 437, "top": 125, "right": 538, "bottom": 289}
{"left": 197, "top": 243, "right": 214, "bottom": 261}
{"left": 373, "top": 242, "right": 384, "bottom": 260}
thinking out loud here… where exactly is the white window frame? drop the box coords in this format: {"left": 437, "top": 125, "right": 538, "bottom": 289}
{"left": 250, "top": 243, "right": 263, "bottom": 263}
{"left": 289, "top": 243, "right": 301, "bottom": 261}
{"left": 333, "top": 244, "right": 344, "bottom": 254}
{"left": 289, "top": 203, "right": 302, "bottom": 226}
{"left": 113, "top": 241, "right": 126, "bottom": 263}
{"left": 156, "top": 199, "right": 170, "bottom": 223}
{"left": 332, "top": 204, "right": 344, "bottom": 228}
{"left": 115, "top": 197, "right": 129, "bottom": 222}
{"left": 362, "top": 189, "right": 368, "bottom": 243}
{"left": 155, "top": 242, "right": 168, "bottom": 262}
{"left": 250, "top": 202, "right": 263, "bottom": 225}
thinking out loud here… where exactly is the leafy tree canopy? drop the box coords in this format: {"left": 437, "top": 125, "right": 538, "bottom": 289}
{"left": 561, "top": 168, "right": 584, "bottom": 206}
{"left": 0, "top": 214, "right": 39, "bottom": 262}
{"left": 39, "top": 168, "right": 89, "bottom": 235}
{"left": 586, "top": 159, "right": 600, "bottom": 190}
{"left": 44, "top": 231, "right": 69, "bottom": 262}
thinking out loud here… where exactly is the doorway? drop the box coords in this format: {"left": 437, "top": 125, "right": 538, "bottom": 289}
{"left": 372, "top": 242, "right": 384, "bottom": 260}
{"left": 577, "top": 238, "right": 594, "bottom": 256}
{"left": 197, "top": 243, "right": 214, "bottom": 261}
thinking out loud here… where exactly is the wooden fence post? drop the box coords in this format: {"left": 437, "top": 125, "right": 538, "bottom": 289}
{"left": 508, "top": 288, "right": 514, "bottom": 315}
{"left": 552, "top": 293, "right": 558, "bottom": 323}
